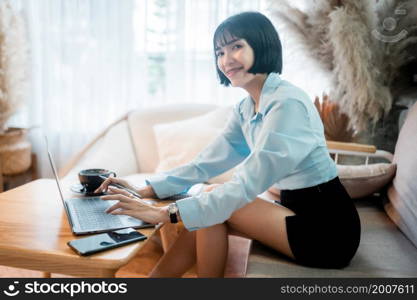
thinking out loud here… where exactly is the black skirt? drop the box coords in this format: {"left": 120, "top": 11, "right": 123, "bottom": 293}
{"left": 280, "top": 176, "right": 361, "bottom": 269}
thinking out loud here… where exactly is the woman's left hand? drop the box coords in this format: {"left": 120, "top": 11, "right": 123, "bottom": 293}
{"left": 101, "top": 186, "right": 170, "bottom": 224}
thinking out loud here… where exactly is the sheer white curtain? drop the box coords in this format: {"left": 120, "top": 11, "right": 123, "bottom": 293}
{"left": 10, "top": 0, "right": 328, "bottom": 177}
{"left": 10, "top": 0, "right": 267, "bottom": 177}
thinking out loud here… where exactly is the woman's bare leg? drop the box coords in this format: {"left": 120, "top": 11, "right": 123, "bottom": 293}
{"left": 149, "top": 229, "right": 196, "bottom": 277}
{"left": 149, "top": 184, "right": 222, "bottom": 278}
{"left": 149, "top": 223, "right": 229, "bottom": 278}
{"left": 149, "top": 182, "right": 295, "bottom": 278}
{"left": 196, "top": 223, "right": 229, "bottom": 278}
{"left": 194, "top": 184, "right": 229, "bottom": 277}
{"left": 227, "top": 198, "right": 296, "bottom": 260}
{"left": 194, "top": 193, "right": 294, "bottom": 278}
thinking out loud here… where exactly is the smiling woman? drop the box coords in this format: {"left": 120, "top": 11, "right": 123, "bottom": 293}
{"left": 213, "top": 12, "right": 283, "bottom": 112}
{"left": 213, "top": 12, "right": 282, "bottom": 85}
{"left": 98, "top": 11, "right": 361, "bottom": 277}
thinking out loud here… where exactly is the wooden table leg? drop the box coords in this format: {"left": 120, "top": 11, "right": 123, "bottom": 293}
{"left": 43, "top": 269, "right": 117, "bottom": 278}
{"left": 95, "top": 269, "right": 117, "bottom": 278}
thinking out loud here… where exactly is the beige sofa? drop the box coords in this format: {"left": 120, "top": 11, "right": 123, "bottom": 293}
{"left": 60, "top": 102, "right": 417, "bottom": 277}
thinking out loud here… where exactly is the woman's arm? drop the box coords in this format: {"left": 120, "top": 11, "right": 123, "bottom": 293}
{"left": 99, "top": 100, "right": 319, "bottom": 227}
{"left": 146, "top": 103, "right": 251, "bottom": 199}
{"left": 176, "top": 99, "right": 319, "bottom": 231}
{"left": 95, "top": 174, "right": 157, "bottom": 198}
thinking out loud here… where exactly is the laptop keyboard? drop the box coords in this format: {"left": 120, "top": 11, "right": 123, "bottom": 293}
{"left": 70, "top": 197, "right": 124, "bottom": 230}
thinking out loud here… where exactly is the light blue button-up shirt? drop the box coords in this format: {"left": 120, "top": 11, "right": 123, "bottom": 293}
{"left": 147, "top": 73, "right": 337, "bottom": 231}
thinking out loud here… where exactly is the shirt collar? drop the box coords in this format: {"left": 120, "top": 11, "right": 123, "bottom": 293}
{"left": 242, "top": 72, "right": 282, "bottom": 121}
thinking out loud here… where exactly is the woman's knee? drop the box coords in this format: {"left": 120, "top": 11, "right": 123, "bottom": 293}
{"left": 197, "top": 222, "right": 227, "bottom": 234}
{"left": 196, "top": 223, "right": 229, "bottom": 246}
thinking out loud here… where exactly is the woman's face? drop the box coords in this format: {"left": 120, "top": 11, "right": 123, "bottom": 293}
{"left": 215, "top": 38, "right": 257, "bottom": 88}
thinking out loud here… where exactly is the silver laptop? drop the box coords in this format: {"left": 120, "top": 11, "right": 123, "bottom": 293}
{"left": 45, "top": 137, "right": 153, "bottom": 235}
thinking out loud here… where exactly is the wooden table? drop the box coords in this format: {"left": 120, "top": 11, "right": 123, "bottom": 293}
{"left": 0, "top": 179, "right": 156, "bottom": 277}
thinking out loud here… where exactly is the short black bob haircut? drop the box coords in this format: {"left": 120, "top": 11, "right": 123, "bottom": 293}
{"left": 213, "top": 11, "right": 282, "bottom": 87}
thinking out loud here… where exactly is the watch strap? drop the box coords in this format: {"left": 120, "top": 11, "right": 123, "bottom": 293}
{"left": 169, "top": 203, "right": 179, "bottom": 223}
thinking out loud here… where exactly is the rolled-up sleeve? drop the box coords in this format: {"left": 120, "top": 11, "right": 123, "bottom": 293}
{"left": 176, "top": 99, "right": 319, "bottom": 231}
{"left": 146, "top": 103, "right": 250, "bottom": 199}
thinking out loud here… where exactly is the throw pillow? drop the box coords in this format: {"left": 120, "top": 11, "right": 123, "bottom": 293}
{"left": 337, "top": 163, "right": 396, "bottom": 199}
{"left": 385, "top": 101, "right": 417, "bottom": 248}
{"left": 153, "top": 106, "right": 235, "bottom": 184}
{"left": 269, "top": 163, "right": 396, "bottom": 201}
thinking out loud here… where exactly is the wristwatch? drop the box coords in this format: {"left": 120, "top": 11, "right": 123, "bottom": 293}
{"left": 168, "top": 202, "right": 179, "bottom": 223}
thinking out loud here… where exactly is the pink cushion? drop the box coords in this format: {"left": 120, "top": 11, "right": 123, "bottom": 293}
{"left": 385, "top": 101, "right": 417, "bottom": 248}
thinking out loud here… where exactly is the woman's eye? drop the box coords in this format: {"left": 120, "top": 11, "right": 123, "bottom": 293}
{"left": 232, "top": 44, "right": 242, "bottom": 50}
{"left": 216, "top": 52, "right": 224, "bottom": 57}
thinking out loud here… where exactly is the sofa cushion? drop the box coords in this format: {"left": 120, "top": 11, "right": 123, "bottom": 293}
{"left": 128, "top": 103, "right": 217, "bottom": 173}
{"left": 153, "top": 106, "right": 235, "bottom": 184}
{"left": 337, "top": 163, "right": 396, "bottom": 199}
{"left": 247, "top": 199, "right": 417, "bottom": 277}
{"left": 385, "top": 101, "right": 417, "bottom": 248}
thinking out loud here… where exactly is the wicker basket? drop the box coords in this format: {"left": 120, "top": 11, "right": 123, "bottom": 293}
{"left": 0, "top": 128, "right": 32, "bottom": 175}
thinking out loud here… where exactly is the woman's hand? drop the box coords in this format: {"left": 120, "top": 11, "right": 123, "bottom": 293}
{"left": 101, "top": 186, "right": 169, "bottom": 224}
{"left": 94, "top": 176, "right": 157, "bottom": 199}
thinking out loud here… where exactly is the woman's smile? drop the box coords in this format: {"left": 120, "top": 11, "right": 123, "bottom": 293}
{"left": 225, "top": 66, "right": 244, "bottom": 78}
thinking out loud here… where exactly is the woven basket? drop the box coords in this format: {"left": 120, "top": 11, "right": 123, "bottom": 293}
{"left": 0, "top": 128, "right": 32, "bottom": 175}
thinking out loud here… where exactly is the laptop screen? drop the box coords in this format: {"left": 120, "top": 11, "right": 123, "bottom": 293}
{"left": 45, "top": 136, "right": 67, "bottom": 206}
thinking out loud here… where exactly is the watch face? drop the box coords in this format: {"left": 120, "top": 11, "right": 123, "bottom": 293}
{"left": 168, "top": 203, "right": 178, "bottom": 214}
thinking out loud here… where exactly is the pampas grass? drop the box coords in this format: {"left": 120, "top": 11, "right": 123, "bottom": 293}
{"left": 268, "top": 0, "right": 417, "bottom": 131}
{"left": 0, "top": 1, "right": 28, "bottom": 133}
{"left": 269, "top": 0, "right": 336, "bottom": 71}
{"left": 329, "top": 0, "right": 392, "bottom": 130}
